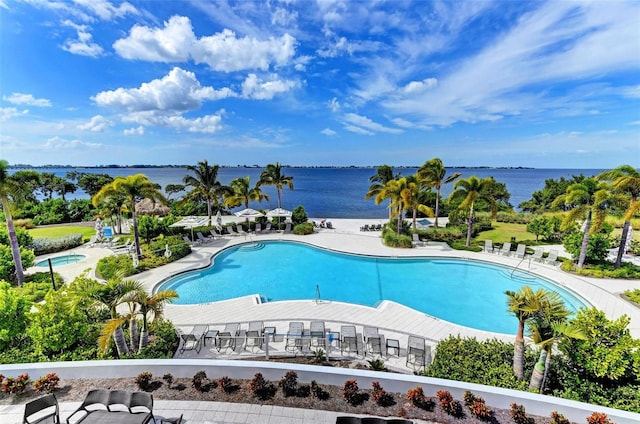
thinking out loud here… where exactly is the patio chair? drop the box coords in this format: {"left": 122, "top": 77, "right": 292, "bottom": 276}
{"left": 530, "top": 247, "right": 544, "bottom": 262}
{"left": 226, "top": 226, "right": 239, "bottom": 236}
{"left": 210, "top": 228, "right": 222, "bottom": 239}
{"left": 182, "top": 235, "right": 200, "bottom": 246}
{"left": 255, "top": 223, "right": 262, "bottom": 234}
{"left": 66, "top": 389, "right": 110, "bottom": 423}
{"left": 360, "top": 224, "right": 370, "bottom": 231}
{"left": 196, "top": 232, "right": 212, "bottom": 244}
{"left": 406, "top": 335, "right": 429, "bottom": 369}
{"left": 484, "top": 239, "right": 494, "bottom": 253}
{"left": 23, "top": 393, "right": 59, "bottom": 424}
{"left": 412, "top": 233, "right": 424, "bottom": 247}
{"left": 340, "top": 325, "right": 359, "bottom": 356}
{"left": 310, "top": 320, "right": 326, "bottom": 348}
{"left": 545, "top": 249, "right": 560, "bottom": 266}
{"left": 178, "top": 325, "right": 208, "bottom": 354}
{"left": 216, "top": 323, "right": 240, "bottom": 352}
{"left": 498, "top": 242, "right": 512, "bottom": 256}
{"left": 107, "top": 390, "right": 131, "bottom": 412}
{"left": 236, "top": 225, "right": 247, "bottom": 236}
{"left": 284, "top": 222, "right": 292, "bottom": 233}
{"left": 514, "top": 243, "right": 527, "bottom": 259}
{"left": 285, "top": 321, "right": 305, "bottom": 352}
{"left": 265, "top": 223, "right": 273, "bottom": 232}
{"left": 363, "top": 326, "right": 382, "bottom": 357}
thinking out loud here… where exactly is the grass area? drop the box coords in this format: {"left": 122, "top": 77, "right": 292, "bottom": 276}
{"left": 475, "top": 222, "right": 537, "bottom": 244}
{"left": 28, "top": 226, "right": 95, "bottom": 239}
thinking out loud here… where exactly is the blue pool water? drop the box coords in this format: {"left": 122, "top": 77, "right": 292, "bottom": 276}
{"left": 158, "top": 241, "right": 587, "bottom": 334}
{"left": 36, "top": 254, "right": 86, "bottom": 267}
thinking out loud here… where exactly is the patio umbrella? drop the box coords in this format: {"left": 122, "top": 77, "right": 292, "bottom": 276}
{"left": 234, "top": 208, "right": 264, "bottom": 225}
{"left": 216, "top": 210, "right": 222, "bottom": 229}
{"left": 266, "top": 208, "right": 292, "bottom": 229}
{"left": 170, "top": 216, "right": 208, "bottom": 240}
{"left": 94, "top": 218, "right": 104, "bottom": 242}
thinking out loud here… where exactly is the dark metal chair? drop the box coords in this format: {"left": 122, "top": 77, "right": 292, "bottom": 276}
{"left": 23, "top": 393, "right": 59, "bottom": 424}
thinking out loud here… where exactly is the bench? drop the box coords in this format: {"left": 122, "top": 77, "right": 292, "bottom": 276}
{"left": 66, "top": 389, "right": 155, "bottom": 424}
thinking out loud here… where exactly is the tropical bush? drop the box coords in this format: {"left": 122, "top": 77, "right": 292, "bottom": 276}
{"left": 96, "top": 254, "right": 136, "bottom": 279}
{"left": 149, "top": 235, "right": 191, "bottom": 260}
{"left": 135, "top": 372, "right": 153, "bottom": 391}
{"left": 371, "top": 381, "right": 395, "bottom": 407}
{"left": 562, "top": 261, "right": 640, "bottom": 279}
{"left": 381, "top": 227, "right": 412, "bottom": 248}
{"left": 293, "top": 222, "right": 314, "bottom": 235}
{"left": 563, "top": 232, "right": 611, "bottom": 264}
{"left": 526, "top": 215, "right": 562, "bottom": 242}
{"left": 249, "top": 373, "right": 275, "bottom": 400}
{"left": 1, "top": 373, "right": 30, "bottom": 395}
{"left": 31, "top": 234, "right": 83, "bottom": 255}
{"left": 436, "top": 390, "right": 463, "bottom": 417}
{"left": 623, "top": 289, "right": 640, "bottom": 306}
{"left": 291, "top": 205, "right": 308, "bottom": 225}
{"left": 496, "top": 212, "right": 534, "bottom": 224}
{"left": 0, "top": 282, "right": 30, "bottom": 351}
{"left": 0, "top": 226, "right": 33, "bottom": 247}
{"left": 0, "top": 244, "right": 36, "bottom": 283}
{"left": 136, "top": 319, "right": 179, "bottom": 359}
{"left": 33, "top": 373, "right": 60, "bottom": 394}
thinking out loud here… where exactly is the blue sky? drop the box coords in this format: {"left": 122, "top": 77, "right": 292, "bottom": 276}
{"left": 1, "top": 0, "right": 638, "bottom": 168}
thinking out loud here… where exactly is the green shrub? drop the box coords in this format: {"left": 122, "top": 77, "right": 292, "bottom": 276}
{"left": 149, "top": 235, "right": 191, "bottom": 260}
{"left": 424, "top": 336, "right": 532, "bottom": 390}
{"left": 0, "top": 244, "right": 35, "bottom": 282}
{"left": 291, "top": 205, "right": 308, "bottom": 226}
{"left": 496, "top": 212, "right": 534, "bottom": 224}
{"left": 423, "top": 227, "right": 463, "bottom": 243}
{"left": 96, "top": 254, "right": 136, "bottom": 279}
{"left": 563, "top": 232, "right": 611, "bottom": 265}
{"left": 624, "top": 289, "right": 640, "bottom": 306}
{"left": 31, "top": 234, "right": 84, "bottom": 255}
{"left": 562, "top": 261, "right": 640, "bottom": 279}
{"left": 382, "top": 229, "right": 412, "bottom": 248}
{"left": 0, "top": 226, "right": 33, "bottom": 247}
{"left": 293, "top": 222, "right": 314, "bottom": 235}
{"left": 137, "top": 319, "right": 179, "bottom": 359}
{"left": 0, "top": 282, "right": 31, "bottom": 351}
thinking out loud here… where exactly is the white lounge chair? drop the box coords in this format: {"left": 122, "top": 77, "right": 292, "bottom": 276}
{"left": 226, "top": 226, "right": 239, "bottom": 236}
{"left": 310, "top": 320, "right": 326, "bottom": 348}
{"left": 545, "top": 249, "right": 560, "bottom": 266}
{"left": 178, "top": 324, "right": 208, "bottom": 354}
{"left": 254, "top": 223, "right": 262, "bottom": 234}
{"left": 364, "top": 326, "right": 382, "bottom": 357}
{"left": 284, "top": 223, "right": 292, "bottom": 233}
{"left": 514, "top": 244, "right": 526, "bottom": 259}
{"left": 285, "top": 321, "right": 305, "bottom": 352}
{"left": 498, "top": 242, "right": 512, "bottom": 256}
{"left": 236, "top": 225, "right": 247, "bottom": 236}
{"left": 340, "top": 325, "right": 359, "bottom": 356}
{"left": 412, "top": 233, "right": 425, "bottom": 247}
{"left": 530, "top": 247, "right": 544, "bottom": 262}
{"left": 183, "top": 235, "right": 200, "bottom": 246}
{"left": 484, "top": 239, "right": 494, "bottom": 253}
{"left": 216, "top": 323, "right": 240, "bottom": 353}
{"left": 196, "top": 232, "right": 212, "bottom": 244}
{"left": 407, "top": 335, "right": 429, "bottom": 369}
{"left": 265, "top": 223, "right": 273, "bottom": 233}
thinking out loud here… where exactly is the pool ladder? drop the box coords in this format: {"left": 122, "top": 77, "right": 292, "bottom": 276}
{"left": 315, "top": 284, "right": 321, "bottom": 304}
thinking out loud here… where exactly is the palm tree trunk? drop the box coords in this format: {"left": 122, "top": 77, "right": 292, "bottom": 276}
{"left": 466, "top": 208, "right": 474, "bottom": 247}
{"left": 513, "top": 320, "right": 525, "bottom": 380}
{"left": 1, "top": 197, "right": 25, "bottom": 286}
{"left": 206, "top": 198, "right": 212, "bottom": 227}
{"left": 577, "top": 212, "right": 591, "bottom": 268}
{"left": 132, "top": 206, "right": 142, "bottom": 258}
{"left": 434, "top": 188, "right": 441, "bottom": 228}
{"left": 277, "top": 188, "right": 282, "bottom": 209}
{"left": 540, "top": 349, "right": 552, "bottom": 394}
{"left": 615, "top": 220, "right": 630, "bottom": 269}
{"left": 113, "top": 327, "right": 130, "bottom": 357}
{"left": 412, "top": 208, "right": 417, "bottom": 230}
{"left": 139, "top": 327, "right": 149, "bottom": 352}
{"left": 129, "top": 317, "right": 139, "bottom": 353}
{"left": 529, "top": 350, "right": 546, "bottom": 391}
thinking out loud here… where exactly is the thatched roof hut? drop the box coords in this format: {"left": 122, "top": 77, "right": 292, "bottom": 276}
{"left": 135, "top": 198, "right": 170, "bottom": 216}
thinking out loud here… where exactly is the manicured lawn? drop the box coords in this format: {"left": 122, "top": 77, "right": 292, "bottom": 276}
{"left": 28, "top": 226, "right": 95, "bottom": 239}
{"left": 476, "top": 222, "right": 537, "bottom": 244}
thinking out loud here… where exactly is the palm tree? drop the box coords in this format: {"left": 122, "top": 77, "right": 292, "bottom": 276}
{"left": 183, "top": 160, "right": 230, "bottom": 226}
{"left": 527, "top": 291, "right": 585, "bottom": 393}
{"left": 134, "top": 288, "right": 178, "bottom": 351}
{"left": 0, "top": 160, "right": 38, "bottom": 286}
{"left": 223, "top": 176, "right": 270, "bottom": 217}
{"left": 71, "top": 274, "right": 141, "bottom": 357}
{"left": 365, "top": 165, "right": 398, "bottom": 220}
{"left": 417, "top": 158, "right": 461, "bottom": 228}
{"left": 449, "top": 176, "right": 497, "bottom": 246}
{"left": 375, "top": 177, "right": 410, "bottom": 234}
{"left": 93, "top": 174, "right": 166, "bottom": 257}
{"left": 551, "top": 178, "right": 610, "bottom": 268}
{"left": 258, "top": 163, "right": 294, "bottom": 209}
{"left": 505, "top": 286, "right": 547, "bottom": 380}
{"left": 597, "top": 165, "right": 640, "bottom": 268}
{"left": 400, "top": 176, "right": 434, "bottom": 230}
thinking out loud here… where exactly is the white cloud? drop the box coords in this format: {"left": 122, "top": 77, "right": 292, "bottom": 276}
{"left": 402, "top": 78, "right": 437, "bottom": 94}
{"left": 342, "top": 113, "right": 403, "bottom": 134}
{"left": 78, "top": 115, "right": 112, "bottom": 132}
{"left": 124, "top": 126, "right": 145, "bottom": 136}
{"left": 120, "top": 110, "right": 225, "bottom": 134}
{"left": 114, "top": 16, "right": 297, "bottom": 72}
{"left": 44, "top": 136, "right": 101, "bottom": 150}
{"left": 93, "top": 67, "right": 233, "bottom": 112}
{"left": 241, "top": 74, "right": 299, "bottom": 100}
{"left": 61, "top": 20, "right": 104, "bottom": 57}
{"left": 321, "top": 128, "right": 336, "bottom": 136}
{"left": 343, "top": 125, "right": 374, "bottom": 136}
{"left": 3, "top": 93, "right": 52, "bottom": 107}
{"left": 0, "top": 107, "right": 28, "bottom": 121}
{"left": 328, "top": 97, "right": 340, "bottom": 112}
{"left": 72, "top": 0, "right": 138, "bottom": 21}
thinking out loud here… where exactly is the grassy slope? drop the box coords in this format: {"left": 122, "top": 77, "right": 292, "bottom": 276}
{"left": 28, "top": 226, "right": 95, "bottom": 239}
{"left": 475, "top": 222, "right": 537, "bottom": 244}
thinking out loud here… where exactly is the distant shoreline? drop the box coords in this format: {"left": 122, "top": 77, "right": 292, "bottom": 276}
{"left": 9, "top": 164, "right": 540, "bottom": 170}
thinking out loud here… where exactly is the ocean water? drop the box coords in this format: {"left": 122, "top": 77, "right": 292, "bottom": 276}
{"left": 17, "top": 167, "right": 604, "bottom": 218}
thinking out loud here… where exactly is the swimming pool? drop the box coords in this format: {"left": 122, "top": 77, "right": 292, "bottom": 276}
{"left": 158, "top": 241, "right": 587, "bottom": 334}
{"left": 36, "top": 254, "right": 86, "bottom": 267}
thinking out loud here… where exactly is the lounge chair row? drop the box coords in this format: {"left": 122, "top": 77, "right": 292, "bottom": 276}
{"left": 483, "top": 240, "right": 560, "bottom": 265}
{"left": 177, "top": 321, "right": 431, "bottom": 369}
{"left": 360, "top": 224, "right": 382, "bottom": 232}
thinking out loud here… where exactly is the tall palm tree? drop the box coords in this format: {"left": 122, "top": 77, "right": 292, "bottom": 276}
{"left": 183, "top": 160, "right": 230, "bottom": 226}
{"left": 93, "top": 174, "right": 166, "bottom": 257}
{"left": 258, "top": 163, "right": 294, "bottom": 209}
{"left": 365, "top": 165, "right": 398, "bottom": 220}
{"left": 223, "top": 176, "right": 270, "bottom": 216}
{"left": 375, "top": 177, "right": 410, "bottom": 234}
{"left": 527, "top": 292, "right": 585, "bottom": 393}
{"left": 449, "top": 176, "right": 497, "bottom": 246}
{"left": 505, "top": 286, "right": 547, "bottom": 380}
{"left": 551, "top": 178, "right": 610, "bottom": 268}
{"left": 0, "top": 160, "right": 38, "bottom": 286}
{"left": 401, "top": 176, "right": 434, "bottom": 230}
{"left": 597, "top": 165, "right": 640, "bottom": 268}
{"left": 417, "top": 158, "right": 461, "bottom": 228}
{"left": 134, "top": 288, "right": 178, "bottom": 351}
